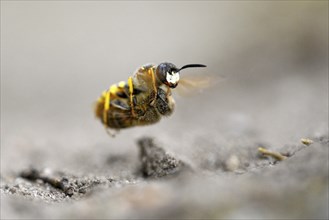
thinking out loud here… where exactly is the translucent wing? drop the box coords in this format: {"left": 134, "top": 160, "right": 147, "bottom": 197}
{"left": 176, "top": 74, "right": 223, "bottom": 97}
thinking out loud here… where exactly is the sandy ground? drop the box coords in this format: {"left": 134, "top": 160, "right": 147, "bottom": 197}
{"left": 1, "top": 1, "right": 328, "bottom": 219}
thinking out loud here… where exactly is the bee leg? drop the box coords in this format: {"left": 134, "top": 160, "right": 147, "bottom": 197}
{"left": 128, "top": 77, "right": 136, "bottom": 117}
{"left": 149, "top": 68, "right": 157, "bottom": 106}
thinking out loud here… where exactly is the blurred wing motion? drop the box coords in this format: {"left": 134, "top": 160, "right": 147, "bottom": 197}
{"left": 177, "top": 74, "right": 223, "bottom": 96}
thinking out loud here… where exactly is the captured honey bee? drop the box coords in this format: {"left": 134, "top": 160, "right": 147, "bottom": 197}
{"left": 95, "top": 62, "right": 206, "bottom": 135}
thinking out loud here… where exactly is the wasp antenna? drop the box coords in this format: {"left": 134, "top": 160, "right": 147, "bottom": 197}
{"left": 179, "top": 64, "right": 207, "bottom": 71}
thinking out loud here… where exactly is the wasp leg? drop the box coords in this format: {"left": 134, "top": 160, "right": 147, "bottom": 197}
{"left": 149, "top": 68, "right": 157, "bottom": 106}
{"left": 128, "top": 77, "right": 136, "bottom": 117}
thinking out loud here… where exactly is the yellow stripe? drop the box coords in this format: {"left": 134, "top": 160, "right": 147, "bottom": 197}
{"left": 110, "top": 85, "right": 119, "bottom": 94}
{"left": 103, "top": 84, "right": 120, "bottom": 124}
{"left": 103, "top": 89, "right": 111, "bottom": 124}
{"left": 118, "top": 81, "right": 126, "bottom": 88}
{"left": 128, "top": 77, "right": 133, "bottom": 94}
{"left": 104, "top": 92, "right": 110, "bottom": 111}
{"left": 128, "top": 77, "right": 136, "bottom": 117}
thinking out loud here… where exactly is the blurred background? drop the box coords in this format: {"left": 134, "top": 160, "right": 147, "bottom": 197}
{"left": 1, "top": 1, "right": 328, "bottom": 170}
{"left": 1, "top": 1, "right": 328, "bottom": 218}
{"left": 2, "top": 1, "right": 328, "bottom": 169}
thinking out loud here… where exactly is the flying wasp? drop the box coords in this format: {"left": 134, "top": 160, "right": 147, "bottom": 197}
{"left": 95, "top": 62, "right": 206, "bottom": 136}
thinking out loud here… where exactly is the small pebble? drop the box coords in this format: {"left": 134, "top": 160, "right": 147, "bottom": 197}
{"left": 301, "top": 138, "right": 313, "bottom": 146}
{"left": 225, "top": 155, "right": 240, "bottom": 171}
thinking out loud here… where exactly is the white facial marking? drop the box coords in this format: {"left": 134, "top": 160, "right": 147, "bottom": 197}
{"left": 166, "top": 72, "right": 180, "bottom": 84}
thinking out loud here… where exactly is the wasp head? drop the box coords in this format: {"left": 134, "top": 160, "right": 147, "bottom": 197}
{"left": 156, "top": 62, "right": 206, "bottom": 88}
